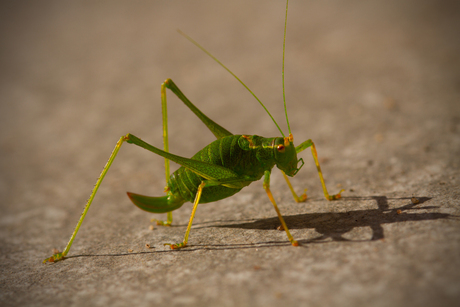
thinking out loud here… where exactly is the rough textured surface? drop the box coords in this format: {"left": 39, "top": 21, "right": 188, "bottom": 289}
{"left": 1, "top": 1, "right": 459, "bottom": 306}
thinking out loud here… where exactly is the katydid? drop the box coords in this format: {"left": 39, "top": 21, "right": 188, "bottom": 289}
{"left": 43, "top": 0, "right": 343, "bottom": 263}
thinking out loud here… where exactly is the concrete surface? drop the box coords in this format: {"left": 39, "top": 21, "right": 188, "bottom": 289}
{"left": 1, "top": 0, "right": 459, "bottom": 306}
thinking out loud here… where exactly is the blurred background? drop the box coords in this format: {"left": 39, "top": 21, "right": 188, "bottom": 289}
{"left": 1, "top": 0, "right": 458, "bottom": 209}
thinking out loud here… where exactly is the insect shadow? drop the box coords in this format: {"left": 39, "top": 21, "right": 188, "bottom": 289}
{"left": 61, "top": 196, "right": 455, "bottom": 261}
{"left": 211, "top": 196, "right": 453, "bottom": 243}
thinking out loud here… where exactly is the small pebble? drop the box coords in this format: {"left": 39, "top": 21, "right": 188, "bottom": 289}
{"left": 411, "top": 197, "right": 420, "bottom": 204}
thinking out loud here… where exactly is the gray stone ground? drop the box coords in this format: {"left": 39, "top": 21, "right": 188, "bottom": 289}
{"left": 1, "top": 1, "right": 459, "bottom": 306}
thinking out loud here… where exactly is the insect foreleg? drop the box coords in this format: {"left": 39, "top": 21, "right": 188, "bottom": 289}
{"left": 263, "top": 170, "right": 299, "bottom": 246}
{"left": 295, "top": 139, "right": 344, "bottom": 200}
{"left": 282, "top": 172, "right": 307, "bottom": 202}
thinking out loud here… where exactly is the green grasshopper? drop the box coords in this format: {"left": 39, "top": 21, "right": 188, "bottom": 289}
{"left": 44, "top": 0, "right": 343, "bottom": 263}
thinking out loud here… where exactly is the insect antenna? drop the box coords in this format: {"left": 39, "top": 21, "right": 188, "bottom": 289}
{"left": 282, "top": 0, "right": 292, "bottom": 136}
{"left": 177, "top": 29, "right": 286, "bottom": 138}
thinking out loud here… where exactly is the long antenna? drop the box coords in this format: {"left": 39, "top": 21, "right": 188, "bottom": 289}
{"left": 177, "top": 29, "right": 285, "bottom": 137}
{"left": 283, "top": 0, "right": 291, "bottom": 135}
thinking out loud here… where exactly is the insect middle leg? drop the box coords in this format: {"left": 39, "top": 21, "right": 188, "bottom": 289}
{"left": 263, "top": 170, "right": 299, "bottom": 246}
{"left": 164, "top": 176, "right": 250, "bottom": 249}
{"left": 163, "top": 181, "right": 206, "bottom": 249}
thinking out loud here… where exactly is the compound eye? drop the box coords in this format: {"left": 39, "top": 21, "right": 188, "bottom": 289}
{"left": 277, "top": 144, "right": 285, "bottom": 153}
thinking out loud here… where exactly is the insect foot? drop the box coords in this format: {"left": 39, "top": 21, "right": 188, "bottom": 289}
{"left": 151, "top": 218, "right": 172, "bottom": 226}
{"left": 296, "top": 189, "right": 308, "bottom": 202}
{"left": 328, "top": 189, "right": 345, "bottom": 200}
{"left": 43, "top": 252, "right": 64, "bottom": 263}
{"left": 164, "top": 242, "right": 186, "bottom": 249}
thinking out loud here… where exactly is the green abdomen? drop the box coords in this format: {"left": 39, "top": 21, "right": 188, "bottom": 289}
{"left": 167, "top": 135, "right": 264, "bottom": 203}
